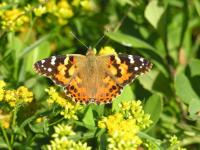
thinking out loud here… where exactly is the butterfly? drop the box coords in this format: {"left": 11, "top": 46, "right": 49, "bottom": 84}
{"left": 34, "top": 47, "right": 152, "bottom": 104}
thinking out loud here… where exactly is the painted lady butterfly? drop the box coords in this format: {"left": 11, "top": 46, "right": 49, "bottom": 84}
{"left": 34, "top": 48, "right": 152, "bottom": 104}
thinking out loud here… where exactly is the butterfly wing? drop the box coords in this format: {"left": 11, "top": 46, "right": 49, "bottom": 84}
{"left": 34, "top": 54, "right": 85, "bottom": 86}
{"left": 98, "top": 54, "right": 152, "bottom": 86}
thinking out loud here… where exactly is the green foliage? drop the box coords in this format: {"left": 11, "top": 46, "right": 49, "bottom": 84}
{"left": 0, "top": 0, "right": 200, "bottom": 149}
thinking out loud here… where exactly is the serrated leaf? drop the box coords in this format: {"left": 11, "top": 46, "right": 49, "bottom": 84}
{"left": 175, "top": 73, "right": 199, "bottom": 104}
{"left": 145, "top": 0, "right": 165, "bottom": 29}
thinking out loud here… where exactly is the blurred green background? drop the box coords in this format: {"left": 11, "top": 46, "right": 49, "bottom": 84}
{"left": 0, "top": 0, "right": 200, "bottom": 149}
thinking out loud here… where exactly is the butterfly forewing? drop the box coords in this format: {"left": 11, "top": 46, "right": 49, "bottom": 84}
{"left": 34, "top": 54, "right": 85, "bottom": 86}
{"left": 98, "top": 54, "right": 152, "bottom": 86}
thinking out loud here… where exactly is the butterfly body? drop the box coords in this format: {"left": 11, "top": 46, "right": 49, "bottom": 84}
{"left": 34, "top": 48, "right": 152, "bottom": 104}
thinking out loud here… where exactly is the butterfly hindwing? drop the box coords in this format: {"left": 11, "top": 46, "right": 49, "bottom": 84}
{"left": 34, "top": 54, "right": 85, "bottom": 86}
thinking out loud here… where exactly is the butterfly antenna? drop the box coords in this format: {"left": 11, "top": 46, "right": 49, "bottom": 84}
{"left": 93, "top": 33, "right": 106, "bottom": 48}
{"left": 70, "top": 31, "right": 89, "bottom": 49}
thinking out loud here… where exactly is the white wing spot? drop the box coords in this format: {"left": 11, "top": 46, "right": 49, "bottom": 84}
{"left": 128, "top": 55, "right": 135, "bottom": 64}
{"left": 44, "top": 68, "right": 47, "bottom": 70}
{"left": 51, "top": 56, "right": 56, "bottom": 65}
{"left": 134, "top": 67, "right": 139, "bottom": 71}
{"left": 142, "top": 63, "right": 145, "bottom": 66}
{"left": 140, "top": 58, "right": 144, "bottom": 62}
{"left": 41, "top": 60, "right": 45, "bottom": 64}
{"left": 48, "top": 68, "right": 52, "bottom": 72}
{"left": 139, "top": 66, "right": 143, "bottom": 69}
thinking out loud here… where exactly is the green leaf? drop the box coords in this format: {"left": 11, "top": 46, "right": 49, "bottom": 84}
{"left": 194, "top": 0, "right": 200, "bottom": 16}
{"left": 189, "top": 59, "right": 200, "bottom": 77}
{"left": 29, "top": 120, "right": 49, "bottom": 134}
{"left": 188, "top": 98, "right": 200, "bottom": 120}
{"left": 139, "top": 70, "right": 173, "bottom": 97}
{"left": 138, "top": 70, "right": 158, "bottom": 90}
{"left": 20, "top": 34, "right": 51, "bottom": 58}
{"left": 144, "top": 94, "right": 163, "bottom": 130}
{"left": 107, "top": 32, "right": 155, "bottom": 50}
{"left": 175, "top": 73, "right": 199, "bottom": 104}
{"left": 138, "top": 132, "right": 162, "bottom": 149}
{"left": 25, "top": 41, "right": 51, "bottom": 73}
{"left": 82, "top": 106, "right": 95, "bottom": 127}
{"left": 145, "top": 0, "right": 165, "bottom": 29}
{"left": 112, "top": 85, "right": 135, "bottom": 111}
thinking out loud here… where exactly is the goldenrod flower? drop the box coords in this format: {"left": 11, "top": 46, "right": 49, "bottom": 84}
{"left": 35, "top": 116, "right": 46, "bottom": 123}
{"left": 52, "top": 124, "right": 75, "bottom": 138}
{"left": 119, "top": 101, "right": 152, "bottom": 129}
{"left": 98, "top": 100, "right": 152, "bottom": 149}
{"left": 47, "top": 124, "right": 91, "bottom": 150}
{"left": 57, "top": 0, "right": 74, "bottom": 19}
{"left": 1, "top": 8, "right": 29, "bottom": 31}
{"left": 0, "top": 80, "right": 6, "bottom": 101}
{"left": 169, "top": 135, "right": 186, "bottom": 150}
{"left": 0, "top": 109, "right": 11, "bottom": 129}
{"left": 16, "top": 86, "right": 33, "bottom": 103}
{"left": 80, "top": 0, "right": 95, "bottom": 11}
{"left": 34, "top": 5, "right": 47, "bottom": 16}
{"left": 3, "top": 86, "right": 33, "bottom": 107}
{"left": 45, "top": 87, "right": 82, "bottom": 120}
{"left": 169, "top": 135, "right": 179, "bottom": 145}
{"left": 4, "top": 90, "right": 17, "bottom": 107}
{"left": 98, "top": 113, "right": 142, "bottom": 149}
{"left": 99, "top": 46, "right": 117, "bottom": 55}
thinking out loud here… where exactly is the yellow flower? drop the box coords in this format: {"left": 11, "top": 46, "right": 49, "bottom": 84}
{"left": 3, "top": 86, "right": 33, "bottom": 107}
{"left": 16, "top": 86, "right": 33, "bottom": 103}
{"left": 1, "top": 8, "right": 29, "bottom": 31}
{"left": 57, "top": 0, "right": 74, "bottom": 18}
{"left": 119, "top": 101, "right": 152, "bottom": 129}
{"left": 0, "top": 80, "right": 6, "bottom": 88}
{"left": 169, "top": 135, "right": 186, "bottom": 150}
{"left": 0, "top": 109, "right": 11, "bottom": 129}
{"left": 34, "top": 5, "right": 47, "bottom": 16}
{"left": 45, "top": 87, "right": 82, "bottom": 120}
{"left": 52, "top": 124, "right": 75, "bottom": 138}
{"left": 98, "top": 100, "right": 152, "bottom": 149}
{"left": 4, "top": 90, "right": 17, "bottom": 107}
{"left": 80, "top": 0, "right": 94, "bottom": 11}
{"left": 0, "top": 80, "right": 6, "bottom": 101}
{"left": 99, "top": 46, "right": 117, "bottom": 55}
{"left": 36, "top": 116, "right": 46, "bottom": 123}
{"left": 47, "top": 124, "right": 91, "bottom": 150}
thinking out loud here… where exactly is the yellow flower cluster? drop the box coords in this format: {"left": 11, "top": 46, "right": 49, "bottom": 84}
{"left": 0, "top": 109, "right": 11, "bottom": 129}
{"left": 0, "top": 80, "right": 33, "bottom": 107}
{"left": 47, "top": 124, "right": 91, "bottom": 150}
{"left": 119, "top": 101, "right": 152, "bottom": 129}
{"left": 45, "top": 87, "right": 82, "bottom": 120}
{"left": 0, "top": 2, "right": 29, "bottom": 31}
{"left": 0, "top": 0, "right": 95, "bottom": 31}
{"left": 99, "top": 46, "right": 117, "bottom": 55}
{"left": 169, "top": 135, "right": 186, "bottom": 150}
{"left": 98, "top": 100, "right": 152, "bottom": 150}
